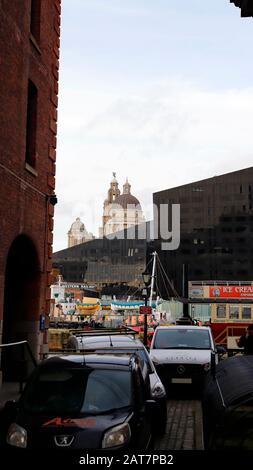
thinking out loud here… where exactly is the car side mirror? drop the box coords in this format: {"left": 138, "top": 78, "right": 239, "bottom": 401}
{"left": 216, "top": 345, "right": 226, "bottom": 355}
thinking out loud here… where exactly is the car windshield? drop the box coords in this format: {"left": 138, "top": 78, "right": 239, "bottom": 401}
{"left": 21, "top": 366, "right": 131, "bottom": 415}
{"left": 153, "top": 329, "right": 211, "bottom": 350}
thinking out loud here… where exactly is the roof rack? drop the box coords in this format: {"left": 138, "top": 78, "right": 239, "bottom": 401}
{"left": 44, "top": 349, "right": 140, "bottom": 358}
{"left": 68, "top": 327, "right": 139, "bottom": 337}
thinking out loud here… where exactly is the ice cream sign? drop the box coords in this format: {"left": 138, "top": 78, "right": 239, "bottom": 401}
{"left": 209, "top": 285, "right": 253, "bottom": 299}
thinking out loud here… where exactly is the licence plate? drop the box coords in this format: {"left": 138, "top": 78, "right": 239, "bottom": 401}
{"left": 171, "top": 378, "right": 192, "bottom": 384}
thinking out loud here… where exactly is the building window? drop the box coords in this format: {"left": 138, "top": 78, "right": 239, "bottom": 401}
{"left": 229, "top": 305, "right": 239, "bottom": 320}
{"left": 30, "top": 0, "right": 41, "bottom": 43}
{"left": 128, "top": 248, "right": 134, "bottom": 257}
{"left": 25, "top": 80, "right": 38, "bottom": 168}
{"left": 242, "top": 306, "right": 252, "bottom": 320}
{"left": 217, "top": 305, "right": 226, "bottom": 319}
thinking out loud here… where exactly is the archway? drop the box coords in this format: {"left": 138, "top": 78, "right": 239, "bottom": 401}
{"left": 1, "top": 235, "right": 41, "bottom": 381}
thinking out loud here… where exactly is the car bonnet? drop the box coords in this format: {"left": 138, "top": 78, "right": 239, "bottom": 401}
{"left": 150, "top": 348, "right": 212, "bottom": 365}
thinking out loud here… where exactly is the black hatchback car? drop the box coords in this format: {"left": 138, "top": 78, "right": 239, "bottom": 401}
{"left": 203, "top": 355, "right": 253, "bottom": 450}
{"left": 0, "top": 354, "right": 155, "bottom": 450}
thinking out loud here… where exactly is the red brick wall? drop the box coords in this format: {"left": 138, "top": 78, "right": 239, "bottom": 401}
{"left": 0, "top": 0, "right": 61, "bottom": 321}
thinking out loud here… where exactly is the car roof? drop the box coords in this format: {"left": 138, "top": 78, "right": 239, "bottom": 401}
{"left": 155, "top": 325, "right": 210, "bottom": 331}
{"left": 74, "top": 335, "right": 145, "bottom": 348}
{"left": 42, "top": 354, "right": 135, "bottom": 369}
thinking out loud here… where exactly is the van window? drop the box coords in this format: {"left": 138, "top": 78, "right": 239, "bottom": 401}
{"left": 153, "top": 329, "right": 211, "bottom": 350}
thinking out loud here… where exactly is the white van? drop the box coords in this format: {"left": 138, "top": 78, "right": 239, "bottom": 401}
{"left": 149, "top": 325, "right": 218, "bottom": 390}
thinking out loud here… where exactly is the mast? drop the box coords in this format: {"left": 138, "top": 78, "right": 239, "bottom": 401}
{"left": 149, "top": 251, "right": 157, "bottom": 306}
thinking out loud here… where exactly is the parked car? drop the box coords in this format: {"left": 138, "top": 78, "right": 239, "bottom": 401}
{"left": 149, "top": 325, "right": 218, "bottom": 392}
{"left": 65, "top": 330, "right": 167, "bottom": 435}
{"left": 0, "top": 354, "right": 155, "bottom": 450}
{"left": 203, "top": 354, "right": 253, "bottom": 450}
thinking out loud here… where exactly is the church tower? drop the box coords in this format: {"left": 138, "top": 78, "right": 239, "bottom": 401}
{"left": 102, "top": 173, "right": 120, "bottom": 234}
{"left": 123, "top": 177, "right": 131, "bottom": 195}
{"left": 101, "top": 174, "right": 145, "bottom": 237}
{"left": 68, "top": 217, "right": 94, "bottom": 248}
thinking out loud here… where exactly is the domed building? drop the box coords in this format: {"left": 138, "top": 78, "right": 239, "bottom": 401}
{"left": 68, "top": 217, "right": 95, "bottom": 248}
{"left": 101, "top": 174, "right": 145, "bottom": 237}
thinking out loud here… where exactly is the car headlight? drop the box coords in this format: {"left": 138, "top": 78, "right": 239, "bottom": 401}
{"left": 203, "top": 362, "right": 211, "bottom": 372}
{"left": 151, "top": 381, "right": 166, "bottom": 399}
{"left": 102, "top": 423, "right": 131, "bottom": 449}
{"left": 7, "top": 423, "right": 27, "bottom": 448}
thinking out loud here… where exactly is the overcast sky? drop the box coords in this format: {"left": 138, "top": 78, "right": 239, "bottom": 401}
{"left": 53, "top": 0, "right": 253, "bottom": 252}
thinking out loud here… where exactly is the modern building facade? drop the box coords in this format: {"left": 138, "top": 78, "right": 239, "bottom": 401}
{"left": 230, "top": 0, "right": 253, "bottom": 17}
{"left": 53, "top": 223, "right": 153, "bottom": 295}
{"left": 153, "top": 167, "right": 253, "bottom": 298}
{"left": 0, "top": 1, "right": 61, "bottom": 381}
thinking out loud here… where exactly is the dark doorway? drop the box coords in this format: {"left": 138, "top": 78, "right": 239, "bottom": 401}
{"left": 1, "top": 235, "right": 41, "bottom": 381}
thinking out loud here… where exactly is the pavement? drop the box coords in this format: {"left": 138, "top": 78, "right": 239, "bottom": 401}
{"left": 154, "top": 399, "right": 204, "bottom": 450}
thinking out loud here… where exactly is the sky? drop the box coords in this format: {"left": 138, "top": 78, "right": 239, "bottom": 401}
{"left": 53, "top": 0, "right": 253, "bottom": 252}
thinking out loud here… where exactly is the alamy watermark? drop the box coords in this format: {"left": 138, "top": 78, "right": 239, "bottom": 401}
{"left": 102, "top": 203, "right": 180, "bottom": 251}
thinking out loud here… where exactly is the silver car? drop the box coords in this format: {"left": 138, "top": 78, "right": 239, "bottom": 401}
{"left": 65, "top": 331, "right": 167, "bottom": 435}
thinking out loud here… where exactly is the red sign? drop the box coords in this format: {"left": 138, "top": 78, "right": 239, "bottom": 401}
{"left": 209, "top": 285, "right": 253, "bottom": 299}
{"left": 139, "top": 306, "right": 152, "bottom": 315}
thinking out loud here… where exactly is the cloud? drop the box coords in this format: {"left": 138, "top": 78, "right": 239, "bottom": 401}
{"left": 71, "top": 0, "right": 152, "bottom": 18}
{"left": 54, "top": 79, "right": 253, "bottom": 252}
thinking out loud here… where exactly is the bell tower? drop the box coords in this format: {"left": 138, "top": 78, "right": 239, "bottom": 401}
{"left": 107, "top": 172, "right": 120, "bottom": 202}
{"left": 102, "top": 173, "right": 121, "bottom": 235}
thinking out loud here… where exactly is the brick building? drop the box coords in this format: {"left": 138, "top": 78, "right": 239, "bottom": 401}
{"left": 0, "top": 1, "right": 61, "bottom": 382}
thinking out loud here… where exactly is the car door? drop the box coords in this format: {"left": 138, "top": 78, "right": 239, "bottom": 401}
{"left": 131, "top": 367, "right": 152, "bottom": 449}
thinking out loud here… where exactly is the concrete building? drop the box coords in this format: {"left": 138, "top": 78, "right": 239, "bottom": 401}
{"left": 68, "top": 217, "right": 94, "bottom": 248}
{"left": 0, "top": 0, "right": 61, "bottom": 382}
{"left": 101, "top": 173, "right": 145, "bottom": 237}
{"left": 153, "top": 167, "right": 253, "bottom": 298}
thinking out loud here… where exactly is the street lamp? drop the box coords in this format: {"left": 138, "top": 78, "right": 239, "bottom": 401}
{"left": 142, "top": 270, "right": 151, "bottom": 288}
{"left": 142, "top": 269, "right": 151, "bottom": 346}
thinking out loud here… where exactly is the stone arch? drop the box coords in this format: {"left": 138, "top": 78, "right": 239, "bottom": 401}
{"left": 1, "top": 234, "right": 41, "bottom": 381}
